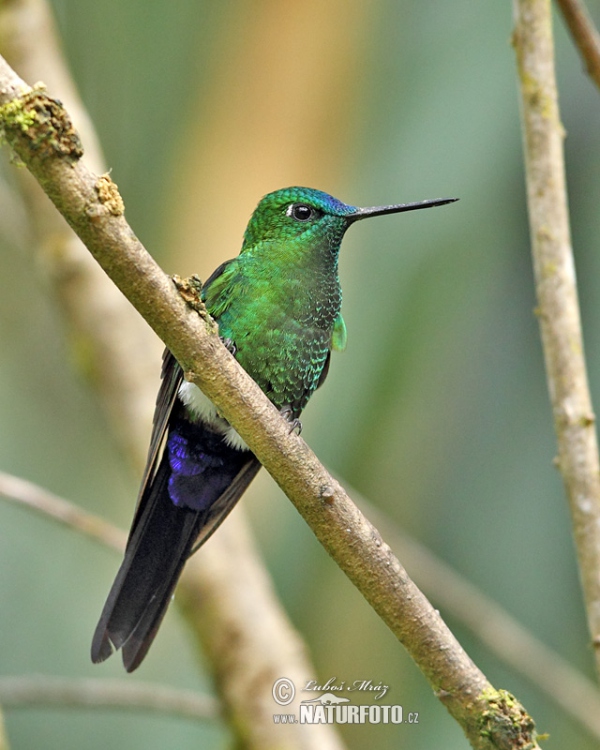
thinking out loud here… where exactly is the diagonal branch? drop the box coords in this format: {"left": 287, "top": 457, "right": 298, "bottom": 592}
{"left": 555, "top": 0, "right": 600, "bottom": 90}
{"left": 513, "top": 0, "right": 600, "bottom": 680}
{"left": 0, "top": 58, "right": 542, "bottom": 748}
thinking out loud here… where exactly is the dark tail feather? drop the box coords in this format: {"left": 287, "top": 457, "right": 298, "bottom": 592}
{"left": 91, "top": 428, "right": 261, "bottom": 671}
{"left": 91, "top": 456, "right": 204, "bottom": 671}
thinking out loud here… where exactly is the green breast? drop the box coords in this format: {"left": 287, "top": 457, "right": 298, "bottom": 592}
{"left": 203, "top": 255, "right": 341, "bottom": 415}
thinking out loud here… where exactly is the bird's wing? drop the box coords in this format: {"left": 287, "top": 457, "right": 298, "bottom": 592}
{"left": 201, "top": 258, "right": 241, "bottom": 319}
{"left": 130, "top": 348, "right": 182, "bottom": 541}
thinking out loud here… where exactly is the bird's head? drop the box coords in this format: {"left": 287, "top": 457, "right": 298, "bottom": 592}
{"left": 241, "top": 186, "right": 456, "bottom": 257}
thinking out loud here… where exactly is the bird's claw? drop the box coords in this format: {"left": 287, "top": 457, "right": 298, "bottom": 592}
{"left": 280, "top": 405, "right": 302, "bottom": 435}
{"left": 288, "top": 418, "right": 302, "bottom": 435}
{"left": 221, "top": 337, "right": 237, "bottom": 356}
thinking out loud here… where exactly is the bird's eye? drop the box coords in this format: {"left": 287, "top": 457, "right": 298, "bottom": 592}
{"left": 287, "top": 203, "right": 319, "bottom": 222}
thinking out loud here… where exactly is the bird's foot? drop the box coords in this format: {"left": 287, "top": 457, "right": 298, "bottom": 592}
{"left": 280, "top": 405, "right": 302, "bottom": 435}
{"left": 221, "top": 337, "right": 237, "bottom": 356}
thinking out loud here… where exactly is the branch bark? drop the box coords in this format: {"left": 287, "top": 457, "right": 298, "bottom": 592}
{"left": 0, "top": 57, "right": 543, "bottom": 749}
{"left": 513, "top": 0, "right": 600, "bottom": 679}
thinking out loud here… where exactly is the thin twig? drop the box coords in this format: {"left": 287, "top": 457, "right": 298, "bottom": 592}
{"left": 0, "top": 59, "right": 542, "bottom": 749}
{"left": 513, "top": 0, "right": 600, "bottom": 679}
{"left": 555, "top": 0, "right": 600, "bottom": 90}
{"left": 0, "top": 676, "right": 219, "bottom": 722}
{"left": 0, "top": 471, "right": 127, "bottom": 552}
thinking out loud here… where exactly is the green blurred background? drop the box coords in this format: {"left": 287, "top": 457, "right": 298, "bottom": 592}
{"left": 1, "top": 1, "right": 600, "bottom": 748}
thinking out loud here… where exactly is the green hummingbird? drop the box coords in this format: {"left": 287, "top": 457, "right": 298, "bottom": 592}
{"left": 91, "top": 186, "right": 456, "bottom": 671}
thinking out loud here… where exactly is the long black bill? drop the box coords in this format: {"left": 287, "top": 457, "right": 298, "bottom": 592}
{"left": 348, "top": 196, "right": 458, "bottom": 222}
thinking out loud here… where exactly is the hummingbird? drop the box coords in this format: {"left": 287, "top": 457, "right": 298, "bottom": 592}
{"left": 91, "top": 186, "right": 456, "bottom": 671}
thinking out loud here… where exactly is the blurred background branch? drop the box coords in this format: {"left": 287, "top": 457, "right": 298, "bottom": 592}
{"left": 513, "top": 0, "right": 600, "bottom": 680}
{"left": 556, "top": 0, "right": 600, "bottom": 90}
{"left": 0, "top": 716, "right": 8, "bottom": 750}
{"left": 0, "top": 471, "right": 127, "bottom": 552}
{"left": 0, "top": 676, "right": 219, "bottom": 722}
